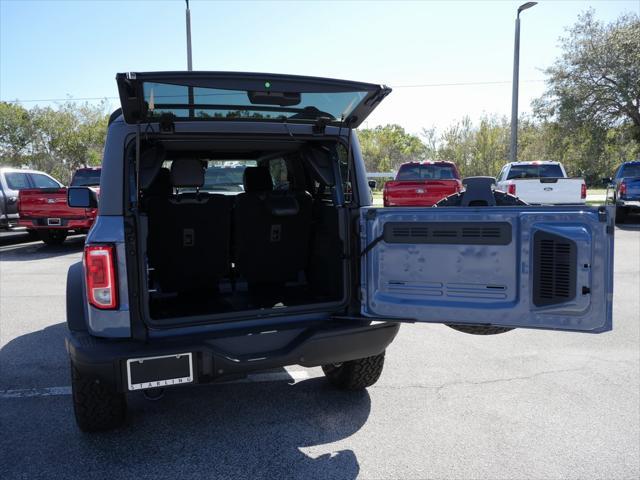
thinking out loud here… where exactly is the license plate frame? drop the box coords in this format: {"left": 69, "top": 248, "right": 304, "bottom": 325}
{"left": 126, "top": 353, "right": 193, "bottom": 391}
{"left": 47, "top": 218, "right": 61, "bottom": 226}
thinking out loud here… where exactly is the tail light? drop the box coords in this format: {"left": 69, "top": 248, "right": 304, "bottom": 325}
{"left": 84, "top": 245, "right": 118, "bottom": 309}
{"left": 619, "top": 182, "right": 627, "bottom": 197}
{"left": 507, "top": 184, "right": 517, "bottom": 196}
{"left": 581, "top": 183, "right": 587, "bottom": 199}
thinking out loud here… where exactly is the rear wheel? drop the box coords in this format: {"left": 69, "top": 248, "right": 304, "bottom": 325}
{"left": 38, "top": 229, "right": 67, "bottom": 245}
{"left": 70, "top": 360, "right": 127, "bottom": 432}
{"left": 322, "top": 352, "right": 385, "bottom": 390}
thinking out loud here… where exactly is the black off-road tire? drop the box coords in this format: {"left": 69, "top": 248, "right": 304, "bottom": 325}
{"left": 39, "top": 229, "right": 68, "bottom": 245}
{"left": 322, "top": 352, "right": 385, "bottom": 390}
{"left": 446, "top": 324, "right": 513, "bottom": 335}
{"left": 70, "top": 361, "right": 127, "bottom": 432}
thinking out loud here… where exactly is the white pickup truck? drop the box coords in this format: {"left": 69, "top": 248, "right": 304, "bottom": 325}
{"left": 496, "top": 161, "right": 586, "bottom": 205}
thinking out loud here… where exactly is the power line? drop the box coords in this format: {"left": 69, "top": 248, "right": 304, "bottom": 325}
{"left": 0, "top": 79, "right": 546, "bottom": 104}
{"left": 392, "top": 79, "right": 545, "bottom": 88}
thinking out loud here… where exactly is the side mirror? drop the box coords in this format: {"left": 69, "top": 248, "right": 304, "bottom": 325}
{"left": 68, "top": 186, "right": 98, "bottom": 208}
{"left": 601, "top": 177, "right": 613, "bottom": 186}
{"left": 368, "top": 180, "right": 377, "bottom": 189}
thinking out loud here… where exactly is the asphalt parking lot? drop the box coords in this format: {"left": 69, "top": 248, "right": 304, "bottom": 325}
{"left": 0, "top": 224, "right": 638, "bottom": 480}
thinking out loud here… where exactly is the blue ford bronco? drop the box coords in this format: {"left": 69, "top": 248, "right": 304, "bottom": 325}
{"left": 66, "top": 72, "right": 615, "bottom": 431}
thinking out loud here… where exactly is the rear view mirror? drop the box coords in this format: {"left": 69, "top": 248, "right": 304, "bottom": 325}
{"left": 68, "top": 187, "right": 98, "bottom": 208}
{"left": 368, "top": 180, "right": 377, "bottom": 189}
{"left": 247, "top": 91, "right": 301, "bottom": 106}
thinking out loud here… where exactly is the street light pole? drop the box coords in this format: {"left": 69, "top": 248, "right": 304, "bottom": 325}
{"left": 185, "top": 0, "right": 193, "bottom": 71}
{"left": 510, "top": 2, "right": 537, "bottom": 163}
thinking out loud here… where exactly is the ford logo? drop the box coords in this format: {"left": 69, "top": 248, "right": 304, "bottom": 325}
{"left": 416, "top": 188, "right": 425, "bottom": 194}
{"left": 47, "top": 198, "right": 57, "bottom": 204}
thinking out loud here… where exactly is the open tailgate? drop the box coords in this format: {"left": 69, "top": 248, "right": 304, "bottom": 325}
{"left": 116, "top": 71, "right": 391, "bottom": 128}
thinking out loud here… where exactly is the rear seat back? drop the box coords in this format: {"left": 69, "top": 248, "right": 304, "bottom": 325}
{"left": 234, "top": 166, "right": 312, "bottom": 284}
{"left": 149, "top": 159, "right": 232, "bottom": 293}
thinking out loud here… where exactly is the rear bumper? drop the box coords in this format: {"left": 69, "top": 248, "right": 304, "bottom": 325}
{"left": 18, "top": 217, "right": 95, "bottom": 230}
{"left": 66, "top": 321, "right": 400, "bottom": 392}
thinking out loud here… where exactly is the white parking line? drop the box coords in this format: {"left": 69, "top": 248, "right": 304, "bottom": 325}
{"left": 0, "top": 370, "right": 312, "bottom": 399}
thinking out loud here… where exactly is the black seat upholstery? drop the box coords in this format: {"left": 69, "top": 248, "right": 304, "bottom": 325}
{"left": 148, "top": 159, "right": 232, "bottom": 293}
{"left": 234, "top": 166, "right": 313, "bottom": 286}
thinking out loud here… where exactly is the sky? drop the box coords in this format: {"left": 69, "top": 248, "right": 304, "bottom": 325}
{"left": 1, "top": 0, "right": 638, "bottom": 134}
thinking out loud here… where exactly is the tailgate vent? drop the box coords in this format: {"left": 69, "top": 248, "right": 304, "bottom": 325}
{"left": 533, "top": 231, "right": 577, "bottom": 306}
{"left": 384, "top": 222, "right": 511, "bottom": 245}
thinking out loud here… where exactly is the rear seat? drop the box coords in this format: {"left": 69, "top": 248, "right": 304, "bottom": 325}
{"left": 148, "top": 159, "right": 232, "bottom": 293}
{"left": 234, "top": 166, "right": 312, "bottom": 286}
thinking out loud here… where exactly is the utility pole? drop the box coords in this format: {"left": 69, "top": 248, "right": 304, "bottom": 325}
{"left": 185, "top": 0, "right": 193, "bottom": 71}
{"left": 510, "top": 2, "right": 537, "bottom": 162}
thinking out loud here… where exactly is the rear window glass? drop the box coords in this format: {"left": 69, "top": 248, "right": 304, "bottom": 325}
{"left": 396, "top": 164, "right": 458, "bottom": 180}
{"left": 268, "top": 158, "right": 289, "bottom": 191}
{"left": 4, "top": 172, "right": 31, "bottom": 190}
{"left": 30, "top": 173, "right": 61, "bottom": 188}
{"left": 621, "top": 164, "right": 640, "bottom": 178}
{"left": 71, "top": 169, "right": 101, "bottom": 186}
{"left": 202, "top": 162, "right": 256, "bottom": 193}
{"left": 507, "top": 164, "right": 563, "bottom": 179}
{"left": 143, "top": 82, "right": 368, "bottom": 122}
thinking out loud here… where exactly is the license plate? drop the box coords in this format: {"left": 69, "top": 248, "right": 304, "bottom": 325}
{"left": 126, "top": 353, "right": 193, "bottom": 391}
{"left": 47, "top": 218, "right": 61, "bottom": 226}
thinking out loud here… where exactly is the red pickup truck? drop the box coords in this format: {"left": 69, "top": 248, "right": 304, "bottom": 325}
{"left": 18, "top": 167, "right": 101, "bottom": 245}
{"left": 383, "top": 161, "right": 463, "bottom": 207}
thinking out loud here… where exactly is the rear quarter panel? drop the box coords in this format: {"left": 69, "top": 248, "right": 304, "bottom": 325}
{"left": 84, "top": 215, "right": 131, "bottom": 337}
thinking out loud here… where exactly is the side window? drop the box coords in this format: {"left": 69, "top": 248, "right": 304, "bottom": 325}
{"left": 268, "top": 158, "right": 289, "bottom": 191}
{"left": 4, "top": 172, "right": 31, "bottom": 190}
{"left": 30, "top": 173, "right": 61, "bottom": 189}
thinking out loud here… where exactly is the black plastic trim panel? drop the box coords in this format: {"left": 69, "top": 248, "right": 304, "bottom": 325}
{"left": 383, "top": 222, "right": 512, "bottom": 245}
{"left": 532, "top": 231, "right": 577, "bottom": 306}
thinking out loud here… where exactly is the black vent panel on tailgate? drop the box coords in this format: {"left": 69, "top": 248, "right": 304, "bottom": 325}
{"left": 383, "top": 222, "right": 512, "bottom": 245}
{"left": 533, "top": 231, "right": 577, "bottom": 306}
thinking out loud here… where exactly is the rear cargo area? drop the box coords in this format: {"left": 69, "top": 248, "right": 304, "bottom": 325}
{"left": 135, "top": 138, "right": 349, "bottom": 322}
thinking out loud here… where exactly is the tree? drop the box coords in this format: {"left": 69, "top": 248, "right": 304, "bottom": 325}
{"left": 0, "top": 101, "right": 109, "bottom": 182}
{"left": 357, "top": 124, "right": 426, "bottom": 172}
{"left": 0, "top": 102, "right": 33, "bottom": 165}
{"left": 534, "top": 10, "right": 640, "bottom": 142}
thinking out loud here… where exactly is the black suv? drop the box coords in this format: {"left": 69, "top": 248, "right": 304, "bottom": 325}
{"left": 66, "top": 72, "right": 615, "bottom": 431}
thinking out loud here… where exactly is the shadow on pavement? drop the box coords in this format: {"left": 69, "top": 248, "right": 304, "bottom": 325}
{"left": 0, "top": 228, "right": 32, "bottom": 246}
{"left": 0, "top": 322, "right": 369, "bottom": 480}
{"left": 0, "top": 235, "right": 85, "bottom": 260}
{"left": 616, "top": 215, "right": 640, "bottom": 230}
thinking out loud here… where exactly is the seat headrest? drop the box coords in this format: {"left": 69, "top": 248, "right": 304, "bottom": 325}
{"left": 171, "top": 159, "right": 205, "bottom": 188}
{"left": 243, "top": 167, "right": 273, "bottom": 193}
{"left": 146, "top": 168, "right": 172, "bottom": 196}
